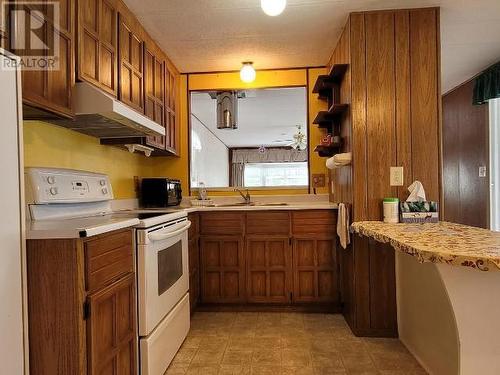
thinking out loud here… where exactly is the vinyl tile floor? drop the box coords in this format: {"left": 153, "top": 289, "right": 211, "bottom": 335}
{"left": 165, "top": 312, "right": 427, "bottom": 375}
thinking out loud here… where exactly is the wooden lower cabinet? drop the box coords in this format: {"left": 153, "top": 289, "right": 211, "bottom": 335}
{"left": 200, "top": 235, "right": 245, "bottom": 303}
{"left": 341, "top": 234, "right": 397, "bottom": 337}
{"left": 88, "top": 274, "right": 137, "bottom": 375}
{"left": 246, "top": 236, "right": 292, "bottom": 303}
{"left": 26, "top": 228, "right": 137, "bottom": 375}
{"left": 189, "top": 237, "right": 200, "bottom": 312}
{"left": 197, "top": 210, "right": 339, "bottom": 308}
{"left": 292, "top": 236, "right": 338, "bottom": 303}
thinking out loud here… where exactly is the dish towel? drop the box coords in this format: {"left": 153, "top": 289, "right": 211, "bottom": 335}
{"left": 326, "top": 152, "right": 352, "bottom": 170}
{"left": 337, "top": 203, "right": 350, "bottom": 249}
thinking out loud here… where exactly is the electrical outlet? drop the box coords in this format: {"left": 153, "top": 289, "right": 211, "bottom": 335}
{"left": 312, "top": 174, "right": 326, "bottom": 188}
{"left": 479, "top": 166, "right": 487, "bottom": 178}
{"left": 390, "top": 167, "right": 404, "bottom": 186}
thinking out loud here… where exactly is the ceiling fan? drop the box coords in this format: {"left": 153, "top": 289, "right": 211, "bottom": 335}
{"left": 270, "top": 125, "right": 307, "bottom": 150}
{"left": 288, "top": 125, "right": 307, "bottom": 150}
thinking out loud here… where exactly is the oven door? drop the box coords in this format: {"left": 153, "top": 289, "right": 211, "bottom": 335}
{"left": 137, "top": 219, "right": 191, "bottom": 336}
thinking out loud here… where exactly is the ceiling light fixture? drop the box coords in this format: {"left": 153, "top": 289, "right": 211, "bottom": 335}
{"left": 240, "top": 61, "right": 256, "bottom": 83}
{"left": 261, "top": 0, "right": 286, "bottom": 16}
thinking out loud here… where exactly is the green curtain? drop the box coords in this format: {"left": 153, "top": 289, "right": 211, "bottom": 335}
{"left": 473, "top": 61, "right": 500, "bottom": 105}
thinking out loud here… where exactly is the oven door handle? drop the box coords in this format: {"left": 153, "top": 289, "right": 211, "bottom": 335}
{"left": 148, "top": 221, "right": 192, "bottom": 242}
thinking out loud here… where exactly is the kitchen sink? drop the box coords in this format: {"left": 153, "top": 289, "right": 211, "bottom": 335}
{"left": 213, "top": 202, "right": 289, "bottom": 207}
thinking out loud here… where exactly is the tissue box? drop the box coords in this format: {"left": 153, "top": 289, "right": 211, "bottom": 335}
{"left": 399, "top": 201, "right": 439, "bottom": 223}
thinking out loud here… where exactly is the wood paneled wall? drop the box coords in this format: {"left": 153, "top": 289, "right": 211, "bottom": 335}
{"left": 328, "top": 8, "right": 441, "bottom": 221}
{"left": 443, "top": 80, "right": 490, "bottom": 228}
{"left": 328, "top": 21, "right": 353, "bottom": 206}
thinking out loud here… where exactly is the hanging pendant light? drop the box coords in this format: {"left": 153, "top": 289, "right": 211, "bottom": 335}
{"left": 216, "top": 91, "right": 238, "bottom": 129}
{"left": 240, "top": 61, "right": 256, "bottom": 83}
{"left": 261, "top": 0, "right": 286, "bottom": 16}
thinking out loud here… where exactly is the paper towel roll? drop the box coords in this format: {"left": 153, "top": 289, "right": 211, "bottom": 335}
{"left": 326, "top": 152, "right": 352, "bottom": 169}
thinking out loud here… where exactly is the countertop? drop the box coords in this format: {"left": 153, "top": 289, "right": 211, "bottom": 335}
{"left": 351, "top": 221, "right": 500, "bottom": 272}
{"left": 179, "top": 201, "right": 338, "bottom": 212}
{"left": 27, "top": 197, "right": 337, "bottom": 239}
{"left": 26, "top": 215, "right": 140, "bottom": 240}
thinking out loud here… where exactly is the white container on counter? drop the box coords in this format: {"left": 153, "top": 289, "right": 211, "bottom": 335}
{"left": 383, "top": 198, "right": 400, "bottom": 223}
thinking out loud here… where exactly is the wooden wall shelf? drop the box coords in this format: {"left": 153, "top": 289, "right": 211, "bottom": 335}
{"left": 313, "top": 104, "right": 349, "bottom": 128}
{"left": 312, "top": 64, "right": 348, "bottom": 99}
{"left": 314, "top": 143, "right": 342, "bottom": 157}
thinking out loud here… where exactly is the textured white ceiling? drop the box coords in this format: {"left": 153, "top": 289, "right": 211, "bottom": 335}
{"left": 124, "top": 0, "right": 500, "bottom": 93}
{"left": 191, "top": 87, "right": 307, "bottom": 148}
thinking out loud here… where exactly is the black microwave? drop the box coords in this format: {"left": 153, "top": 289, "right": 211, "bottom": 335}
{"left": 140, "top": 178, "right": 182, "bottom": 207}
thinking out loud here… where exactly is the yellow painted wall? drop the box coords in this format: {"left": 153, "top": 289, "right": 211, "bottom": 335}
{"left": 23, "top": 121, "right": 155, "bottom": 199}
{"left": 308, "top": 68, "right": 330, "bottom": 194}
{"left": 149, "top": 75, "right": 190, "bottom": 194}
{"left": 152, "top": 68, "right": 330, "bottom": 196}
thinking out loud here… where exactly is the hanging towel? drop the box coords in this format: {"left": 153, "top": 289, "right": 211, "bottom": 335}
{"left": 337, "top": 203, "right": 350, "bottom": 249}
{"left": 326, "top": 152, "right": 352, "bottom": 170}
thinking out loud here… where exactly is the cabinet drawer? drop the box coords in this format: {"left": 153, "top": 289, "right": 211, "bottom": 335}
{"left": 200, "top": 212, "right": 244, "bottom": 235}
{"left": 291, "top": 210, "right": 337, "bottom": 236}
{"left": 85, "top": 229, "right": 134, "bottom": 292}
{"left": 246, "top": 211, "right": 290, "bottom": 236}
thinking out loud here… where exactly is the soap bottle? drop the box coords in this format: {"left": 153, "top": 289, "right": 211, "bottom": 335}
{"left": 198, "top": 182, "right": 208, "bottom": 201}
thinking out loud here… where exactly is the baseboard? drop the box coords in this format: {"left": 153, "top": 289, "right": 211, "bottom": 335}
{"left": 195, "top": 303, "right": 342, "bottom": 313}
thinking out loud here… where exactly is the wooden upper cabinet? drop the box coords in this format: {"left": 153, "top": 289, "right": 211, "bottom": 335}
{"left": 15, "top": 0, "right": 75, "bottom": 117}
{"left": 77, "top": 0, "right": 118, "bottom": 95}
{"left": 144, "top": 44, "right": 166, "bottom": 149}
{"left": 165, "top": 65, "right": 179, "bottom": 154}
{"left": 118, "top": 12, "right": 144, "bottom": 112}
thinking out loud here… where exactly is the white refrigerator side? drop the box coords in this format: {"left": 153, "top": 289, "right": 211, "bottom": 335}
{"left": 0, "top": 49, "right": 27, "bottom": 374}
{"left": 490, "top": 98, "right": 500, "bottom": 231}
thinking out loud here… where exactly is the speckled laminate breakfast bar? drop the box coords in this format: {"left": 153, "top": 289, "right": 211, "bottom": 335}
{"left": 351, "top": 221, "right": 500, "bottom": 272}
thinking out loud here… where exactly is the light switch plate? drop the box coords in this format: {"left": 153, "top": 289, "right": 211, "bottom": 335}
{"left": 479, "top": 166, "right": 487, "bottom": 178}
{"left": 390, "top": 167, "right": 404, "bottom": 186}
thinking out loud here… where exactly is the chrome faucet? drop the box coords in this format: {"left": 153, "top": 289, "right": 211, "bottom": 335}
{"left": 234, "top": 188, "right": 251, "bottom": 204}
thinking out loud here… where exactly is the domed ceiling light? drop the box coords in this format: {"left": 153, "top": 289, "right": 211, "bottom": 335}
{"left": 261, "top": 0, "right": 286, "bottom": 16}
{"left": 240, "top": 61, "right": 256, "bottom": 83}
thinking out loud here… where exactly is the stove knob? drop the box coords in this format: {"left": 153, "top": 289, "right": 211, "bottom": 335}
{"left": 47, "top": 176, "right": 56, "bottom": 184}
{"left": 101, "top": 188, "right": 108, "bottom": 195}
{"left": 100, "top": 179, "right": 107, "bottom": 186}
{"left": 49, "top": 187, "right": 58, "bottom": 196}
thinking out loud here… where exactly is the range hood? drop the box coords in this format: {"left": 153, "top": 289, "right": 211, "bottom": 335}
{"left": 48, "top": 82, "right": 165, "bottom": 138}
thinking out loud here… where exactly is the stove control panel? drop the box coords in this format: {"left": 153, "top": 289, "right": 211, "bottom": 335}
{"left": 25, "top": 168, "right": 114, "bottom": 204}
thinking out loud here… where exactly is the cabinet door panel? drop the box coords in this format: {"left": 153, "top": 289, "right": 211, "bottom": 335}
{"left": 292, "top": 237, "right": 338, "bottom": 303}
{"left": 200, "top": 236, "right": 245, "bottom": 303}
{"left": 144, "top": 46, "right": 166, "bottom": 149}
{"left": 88, "top": 274, "right": 137, "bottom": 375}
{"left": 118, "top": 15, "right": 143, "bottom": 112}
{"left": 17, "top": 1, "right": 74, "bottom": 117}
{"left": 246, "top": 237, "right": 291, "bottom": 303}
{"left": 100, "top": 1, "right": 115, "bottom": 45}
{"left": 82, "top": 32, "right": 98, "bottom": 79}
{"left": 48, "top": 30, "right": 72, "bottom": 110}
{"left": 78, "top": 0, "right": 117, "bottom": 95}
{"left": 165, "top": 66, "right": 178, "bottom": 154}
{"left": 83, "top": 0, "right": 98, "bottom": 31}
{"left": 188, "top": 236, "right": 200, "bottom": 312}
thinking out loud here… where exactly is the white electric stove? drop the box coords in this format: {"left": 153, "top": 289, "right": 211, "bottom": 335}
{"left": 25, "top": 167, "right": 191, "bottom": 375}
